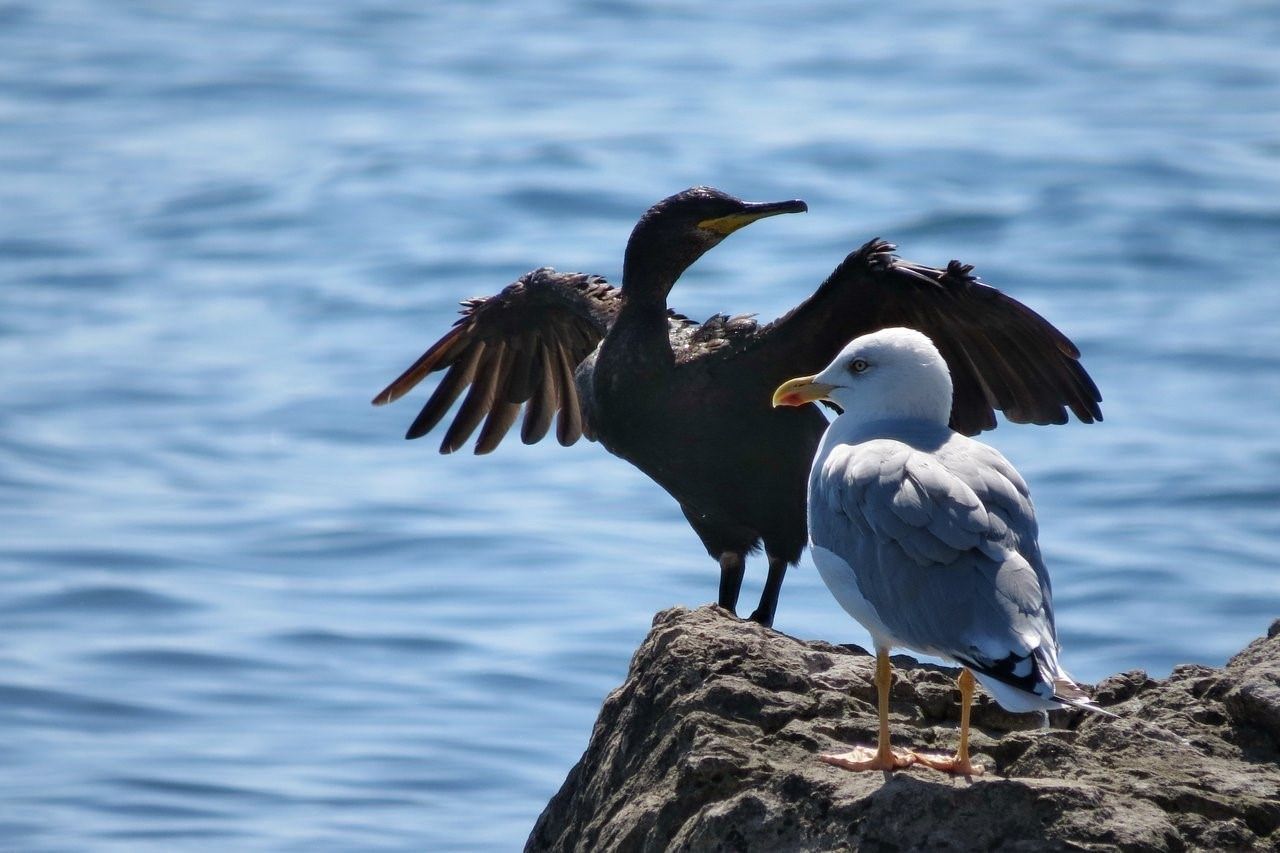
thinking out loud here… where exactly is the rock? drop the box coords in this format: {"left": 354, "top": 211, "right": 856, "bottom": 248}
{"left": 527, "top": 606, "right": 1280, "bottom": 852}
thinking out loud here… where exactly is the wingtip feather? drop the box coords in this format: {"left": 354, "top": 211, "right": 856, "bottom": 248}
{"left": 371, "top": 324, "right": 470, "bottom": 407}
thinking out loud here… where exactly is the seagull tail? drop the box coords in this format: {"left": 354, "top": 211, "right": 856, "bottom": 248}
{"left": 1051, "top": 675, "right": 1117, "bottom": 717}
{"left": 957, "top": 647, "right": 1118, "bottom": 717}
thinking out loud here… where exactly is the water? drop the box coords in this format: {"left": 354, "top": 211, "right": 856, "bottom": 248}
{"left": 2, "top": 1, "right": 1278, "bottom": 848}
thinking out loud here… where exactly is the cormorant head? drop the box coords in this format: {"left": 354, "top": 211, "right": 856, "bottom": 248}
{"left": 772, "top": 327, "right": 954, "bottom": 426}
{"left": 622, "top": 187, "right": 807, "bottom": 300}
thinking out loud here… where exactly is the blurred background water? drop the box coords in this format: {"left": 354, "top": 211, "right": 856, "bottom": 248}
{"left": 2, "top": 0, "right": 1278, "bottom": 849}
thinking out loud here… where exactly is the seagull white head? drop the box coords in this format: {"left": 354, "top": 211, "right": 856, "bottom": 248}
{"left": 772, "top": 327, "right": 954, "bottom": 426}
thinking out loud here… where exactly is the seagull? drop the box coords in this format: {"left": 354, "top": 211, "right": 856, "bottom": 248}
{"left": 773, "top": 327, "right": 1107, "bottom": 775}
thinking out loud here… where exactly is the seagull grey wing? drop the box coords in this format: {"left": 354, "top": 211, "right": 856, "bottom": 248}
{"left": 750, "top": 239, "right": 1102, "bottom": 434}
{"left": 811, "top": 434, "right": 1060, "bottom": 697}
{"left": 372, "top": 268, "right": 620, "bottom": 454}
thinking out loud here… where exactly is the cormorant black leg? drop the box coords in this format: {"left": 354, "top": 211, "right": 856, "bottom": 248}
{"left": 717, "top": 551, "right": 746, "bottom": 614}
{"left": 748, "top": 555, "right": 788, "bottom": 627}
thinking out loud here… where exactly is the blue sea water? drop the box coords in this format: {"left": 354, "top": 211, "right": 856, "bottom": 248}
{"left": 1, "top": 0, "right": 1278, "bottom": 848}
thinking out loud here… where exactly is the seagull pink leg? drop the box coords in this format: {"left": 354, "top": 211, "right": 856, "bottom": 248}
{"left": 820, "top": 648, "right": 916, "bottom": 772}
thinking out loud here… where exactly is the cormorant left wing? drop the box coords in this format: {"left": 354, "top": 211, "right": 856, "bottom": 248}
{"left": 372, "top": 268, "right": 620, "bottom": 454}
{"left": 749, "top": 239, "right": 1102, "bottom": 435}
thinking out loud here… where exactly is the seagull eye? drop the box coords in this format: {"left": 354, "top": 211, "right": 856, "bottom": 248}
{"left": 849, "top": 358, "right": 870, "bottom": 374}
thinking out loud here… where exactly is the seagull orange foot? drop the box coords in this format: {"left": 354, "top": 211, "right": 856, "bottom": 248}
{"left": 819, "top": 745, "right": 917, "bottom": 772}
{"left": 909, "top": 750, "right": 986, "bottom": 777}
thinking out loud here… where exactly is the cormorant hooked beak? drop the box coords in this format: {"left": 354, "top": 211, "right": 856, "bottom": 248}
{"left": 698, "top": 199, "right": 808, "bottom": 236}
{"left": 772, "top": 375, "right": 837, "bottom": 408}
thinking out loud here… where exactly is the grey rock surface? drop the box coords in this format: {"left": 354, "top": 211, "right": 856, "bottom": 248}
{"left": 527, "top": 606, "right": 1280, "bottom": 852}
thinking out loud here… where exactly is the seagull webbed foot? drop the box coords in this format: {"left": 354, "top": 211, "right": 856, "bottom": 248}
{"left": 819, "top": 745, "right": 916, "bottom": 772}
{"left": 908, "top": 749, "right": 986, "bottom": 776}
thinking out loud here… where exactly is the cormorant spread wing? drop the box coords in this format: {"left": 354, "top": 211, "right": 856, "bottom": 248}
{"left": 371, "top": 268, "right": 619, "bottom": 453}
{"left": 742, "top": 238, "right": 1102, "bottom": 436}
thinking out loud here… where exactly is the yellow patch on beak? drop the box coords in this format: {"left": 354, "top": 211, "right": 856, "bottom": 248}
{"left": 772, "top": 375, "right": 837, "bottom": 408}
{"left": 697, "top": 199, "right": 807, "bottom": 236}
{"left": 697, "top": 211, "right": 766, "bottom": 236}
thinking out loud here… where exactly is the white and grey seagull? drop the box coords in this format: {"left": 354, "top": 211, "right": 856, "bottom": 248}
{"left": 773, "top": 327, "right": 1108, "bottom": 775}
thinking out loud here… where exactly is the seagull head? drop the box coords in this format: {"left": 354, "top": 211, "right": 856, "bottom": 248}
{"left": 772, "top": 327, "right": 954, "bottom": 426}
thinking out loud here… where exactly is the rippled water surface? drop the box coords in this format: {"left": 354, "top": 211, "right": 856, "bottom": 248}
{"left": 3, "top": 1, "right": 1279, "bottom": 849}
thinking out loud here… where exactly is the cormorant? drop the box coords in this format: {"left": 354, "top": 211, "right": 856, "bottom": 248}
{"left": 773, "top": 328, "right": 1108, "bottom": 775}
{"left": 372, "top": 187, "right": 1101, "bottom": 627}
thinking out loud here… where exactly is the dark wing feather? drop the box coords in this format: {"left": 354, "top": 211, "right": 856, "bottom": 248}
{"left": 442, "top": 339, "right": 507, "bottom": 453}
{"left": 402, "top": 338, "right": 486, "bottom": 439}
{"left": 553, "top": 344, "right": 585, "bottom": 445}
{"left": 750, "top": 239, "right": 1102, "bottom": 435}
{"left": 520, "top": 349, "right": 558, "bottom": 444}
{"left": 372, "top": 268, "right": 620, "bottom": 454}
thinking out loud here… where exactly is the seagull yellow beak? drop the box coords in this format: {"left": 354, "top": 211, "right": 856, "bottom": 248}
{"left": 772, "top": 375, "right": 837, "bottom": 408}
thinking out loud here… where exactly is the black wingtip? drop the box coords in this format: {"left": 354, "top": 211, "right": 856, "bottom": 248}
{"left": 854, "top": 237, "right": 898, "bottom": 269}
{"left": 405, "top": 408, "right": 435, "bottom": 440}
{"left": 942, "top": 259, "right": 977, "bottom": 284}
{"left": 826, "top": 238, "right": 898, "bottom": 284}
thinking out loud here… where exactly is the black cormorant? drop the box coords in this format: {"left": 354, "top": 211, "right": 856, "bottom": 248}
{"left": 372, "top": 187, "right": 1101, "bottom": 627}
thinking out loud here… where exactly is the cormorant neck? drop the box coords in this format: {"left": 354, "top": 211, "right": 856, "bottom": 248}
{"left": 605, "top": 252, "right": 677, "bottom": 368}
{"left": 619, "top": 250, "right": 680, "bottom": 315}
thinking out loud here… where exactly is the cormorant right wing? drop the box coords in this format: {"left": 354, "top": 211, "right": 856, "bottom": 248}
{"left": 372, "top": 268, "right": 620, "bottom": 454}
{"left": 749, "top": 239, "right": 1102, "bottom": 435}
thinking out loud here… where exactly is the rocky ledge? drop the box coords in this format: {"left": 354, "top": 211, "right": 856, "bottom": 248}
{"left": 527, "top": 606, "right": 1280, "bottom": 852}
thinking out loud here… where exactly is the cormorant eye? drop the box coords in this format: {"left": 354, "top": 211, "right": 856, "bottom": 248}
{"left": 849, "top": 358, "right": 870, "bottom": 374}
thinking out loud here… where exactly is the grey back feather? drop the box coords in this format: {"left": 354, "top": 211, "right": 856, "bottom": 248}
{"left": 809, "top": 421, "right": 1057, "bottom": 669}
